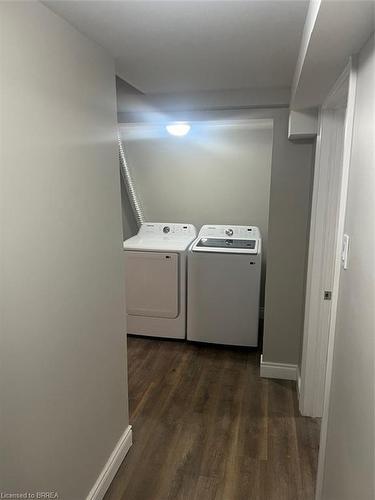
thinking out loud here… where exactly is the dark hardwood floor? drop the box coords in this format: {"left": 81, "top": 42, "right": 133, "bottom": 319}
{"left": 105, "top": 337, "right": 320, "bottom": 500}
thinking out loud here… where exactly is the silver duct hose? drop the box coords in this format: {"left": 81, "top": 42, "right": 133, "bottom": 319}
{"left": 118, "top": 130, "right": 145, "bottom": 227}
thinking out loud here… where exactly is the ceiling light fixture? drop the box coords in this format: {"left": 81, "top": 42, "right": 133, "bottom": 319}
{"left": 166, "top": 122, "right": 191, "bottom": 137}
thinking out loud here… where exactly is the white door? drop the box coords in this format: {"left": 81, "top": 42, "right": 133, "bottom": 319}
{"left": 300, "top": 61, "right": 357, "bottom": 418}
{"left": 125, "top": 251, "right": 179, "bottom": 319}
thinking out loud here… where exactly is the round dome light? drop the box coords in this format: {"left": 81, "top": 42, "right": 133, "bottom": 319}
{"left": 166, "top": 122, "right": 191, "bottom": 137}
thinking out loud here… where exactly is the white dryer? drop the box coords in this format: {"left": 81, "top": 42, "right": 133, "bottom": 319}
{"left": 187, "top": 224, "right": 262, "bottom": 347}
{"left": 123, "top": 222, "right": 197, "bottom": 339}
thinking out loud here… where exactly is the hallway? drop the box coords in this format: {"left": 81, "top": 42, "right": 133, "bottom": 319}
{"left": 105, "top": 337, "right": 320, "bottom": 500}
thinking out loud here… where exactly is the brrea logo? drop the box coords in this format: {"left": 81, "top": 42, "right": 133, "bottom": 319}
{"left": 0, "top": 493, "right": 59, "bottom": 499}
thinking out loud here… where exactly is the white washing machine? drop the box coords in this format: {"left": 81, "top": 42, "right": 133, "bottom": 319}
{"left": 123, "top": 222, "right": 197, "bottom": 339}
{"left": 187, "top": 224, "right": 262, "bottom": 347}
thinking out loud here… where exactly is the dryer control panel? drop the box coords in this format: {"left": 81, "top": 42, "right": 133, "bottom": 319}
{"left": 139, "top": 223, "right": 197, "bottom": 239}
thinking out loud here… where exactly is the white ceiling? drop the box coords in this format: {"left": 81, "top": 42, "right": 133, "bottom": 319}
{"left": 44, "top": 1, "right": 308, "bottom": 95}
{"left": 291, "top": 0, "right": 375, "bottom": 108}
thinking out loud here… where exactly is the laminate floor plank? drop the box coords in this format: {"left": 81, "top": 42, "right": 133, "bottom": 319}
{"left": 104, "top": 337, "right": 320, "bottom": 500}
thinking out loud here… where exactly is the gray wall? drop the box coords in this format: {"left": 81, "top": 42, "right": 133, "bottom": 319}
{"left": 119, "top": 96, "right": 314, "bottom": 363}
{"left": 121, "top": 120, "right": 273, "bottom": 236}
{"left": 322, "top": 34, "right": 374, "bottom": 500}
{"left": 262, "top": 113, "right": 314, "bottom": 364}
{"left": 0, "top": 3, "right": 128, "bottom": 498}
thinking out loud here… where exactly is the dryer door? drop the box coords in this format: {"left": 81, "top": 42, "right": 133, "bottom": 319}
{"left": 125, "top": 251, "right": 179, "bottom": 318}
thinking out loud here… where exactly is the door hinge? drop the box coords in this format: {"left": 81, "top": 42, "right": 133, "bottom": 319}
{"left": 324, "top": 291, "right": 332, "bottom": 300}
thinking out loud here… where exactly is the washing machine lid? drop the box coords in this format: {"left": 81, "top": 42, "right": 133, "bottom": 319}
{"left": 191, "top": 224, "right": 261, "bottom": 254}
{"left": 123, "top": 222, "right": 197, "bottom": 252}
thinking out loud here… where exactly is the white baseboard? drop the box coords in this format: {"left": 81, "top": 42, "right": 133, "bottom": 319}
{"left": 86, "top": 425, "right": 132, "bottom": 500}
{"left": 260, "top": 354, "right": 297, "bottom": 381}
{"left": 297, "top": 366, "right": 302, "bottom": 399}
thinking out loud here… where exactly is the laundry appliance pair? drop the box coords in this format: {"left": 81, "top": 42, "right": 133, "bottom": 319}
{"left": 123, "top": 222, "right": 261, "bottom": 347}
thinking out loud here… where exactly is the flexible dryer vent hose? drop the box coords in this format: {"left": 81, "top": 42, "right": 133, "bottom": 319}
{"left": 118, "top": 130, "right": 145, "bottom": 228}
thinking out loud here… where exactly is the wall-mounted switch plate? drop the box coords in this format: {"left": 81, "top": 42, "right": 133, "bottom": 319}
{"left": 342, "top": 234, "right": 350, "bottom": 270}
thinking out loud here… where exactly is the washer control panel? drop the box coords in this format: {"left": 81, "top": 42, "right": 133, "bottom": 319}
{"left": 193, "top": 225, "right": 261, "bottom": 254}
{"left": 198, "top": 225, "right": 260, "bottom": 240}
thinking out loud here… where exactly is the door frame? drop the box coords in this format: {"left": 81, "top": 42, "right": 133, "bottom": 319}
{"left": 299, "top": 59, "right": 357, "bottom": 419}
{"left": 314, "top": 57, "right": 358, "bottom": 498}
